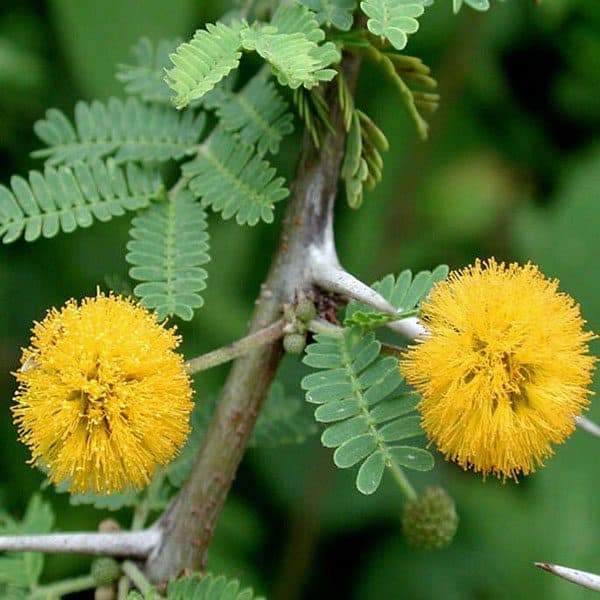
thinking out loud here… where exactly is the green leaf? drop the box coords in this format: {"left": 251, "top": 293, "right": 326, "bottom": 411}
{"left": 344, "top": 265, "right": 449, "bottom": 327}
{"left": 356, "top": 451, "right": 386, "bottom": 494}
{"left": 301, "top": 330, "right": 433, "bottom": 495}
{"left": 117, "top": 37, "right": 180, "bottom": 104}
{"left": 360, "top": 0, "right": 427, "bottom": 50}
{"left": 183, "top": 129, "right": 289, "bottom": 225}
{"left": 127, "top": 190, "right": 210, "bottom": 321}
{"left": 166, "top": 572, "right": 265, "bottom": 600}
{"left": 388, "top": 446, "right": 434, "bottom": 471}
{"left": 0, "top": 160, "right": 163, "bottom": 244}
{"left": 453, "top": 0, "right": 490, "bottom": 13}
{"left": 249, "top": 382, "right": 318, "bottom": 448}
{"left": 31, "top": 97, "right": 205, "bottom": 166}
{"left": 0, "top": 495, "right": 54, "bottom": 589}
{"left": 165, "top": 22, "right": 243, "bottom": 109}
{"left": 214, "top": 73, "right": 294, "bottom": 155}
{"left": 299, "top": 0, "right": 357, "bottom": 31}
{"left": 240, "top": 4, "right": 340, "bottom": 90}
{"left": 341, "top": 109, "right": 389, "bottom": 208}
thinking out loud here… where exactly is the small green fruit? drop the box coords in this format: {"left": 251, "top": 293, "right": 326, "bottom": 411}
{"left": 402, "top": 487, "right": 459, "bottom": 550}
{"left": 91, "top": 557, "right": 121, "bottom": 585}
{"left": 283, "top": 333, "right": 306, "bottom": 354}
{"left": 295, "top": 299, "right": 316, "bottom": 323}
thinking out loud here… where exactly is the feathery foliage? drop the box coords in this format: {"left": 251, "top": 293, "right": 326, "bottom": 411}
{"left": 117, "top": 37, "right": 179, "bottom": 104}
{"left": 292, "top": 86, "right": 335, "bottom": 148}
{"left": 360, "top": 0, "right": 427, "bottom": 50}
{"left": 341, "top": 109, "right": 389, "bottom": 208}
{"left": 302, "top": 330, "right": 433, "bottom": 495}
{"left": 0, "top": 495, "right": 54, "bottom": 592}
{"left": 0, "top": 160, "right": 162, "bottom": 244}
{"left": 183, "top": 129, "right": 289, "bottom": 225}
{"left": 299, "top": 0, "right": 357, "bottom": 31}
{"left": 249, "top": 382, "right": 319, "bottom": 448}
{"left": 345, "top": 265, "right": 449, "bottom": 328}
{"left": 240, "top": 4, "right": 340, "bottom": 89}
{"left": 32, "top": 97, "right": 205, "bottom": 166}
{"left": 166, "top": 572, "right": 265, "bottom": 600}
{"left": 364, "top": 45, "right": 438, "bottom": 140}
{"left": 214, "top": 74, "right": 294, "bottom": 155}
{"left": 126, "top": 191, "right": 210, "bottom": 321}
{"left": 165, "top": 22, "right": 243, "bottom": 109}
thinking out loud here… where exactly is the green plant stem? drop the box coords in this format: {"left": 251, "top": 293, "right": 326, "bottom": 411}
{"left": 31, "top": 575, "right": 97, "bottom": 599}
{"left": 123, "top": 560, "right": 160, "bottom": 597}
{"left": 388, "top": 462, "right": 418, "bottom": 501}
{"left": 184, "top": 318, "right": 286, "bottom": 375}
{"left": 359, "top": 44, "right": 429, "bottom": 141}
{"left": 307, "top": 318, "right": 344, "bottom": 337}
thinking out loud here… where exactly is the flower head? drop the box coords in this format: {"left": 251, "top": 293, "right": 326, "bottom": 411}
{"left": 12, "top": 293, "right": 194, "bottom": 494}
{"left": 401, "top": 259, "right": 596, "bottom": 480}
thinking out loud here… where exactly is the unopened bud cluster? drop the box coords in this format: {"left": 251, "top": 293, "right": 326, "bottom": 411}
{"left": 402, "top": 487, "right": 459, "bottom": 550}
{"left": 282, "top": 298, "right": 316, "bottom": 354}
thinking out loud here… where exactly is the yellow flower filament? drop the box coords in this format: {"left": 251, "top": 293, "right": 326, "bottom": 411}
{"left": 401, "top": 259, "right": 596, "bottom": 480}
{"left": 12, "top": 293, "right": 194, "bottom": 494}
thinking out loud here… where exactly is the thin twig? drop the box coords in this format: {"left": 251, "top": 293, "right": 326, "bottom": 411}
{"left": 0, "top": 529, "right": 160, "bottom": 558}
{"left": 30, "top": 575, "right": 98, "bottom": 599}
{"left": 575, "top": 416, "right": 600, "bottom": 438}
{"left": 185, "top": 319, "right": 286, "bottom": 375}
{"left": 122, "top": 560, "right": 162, "bottom": 597}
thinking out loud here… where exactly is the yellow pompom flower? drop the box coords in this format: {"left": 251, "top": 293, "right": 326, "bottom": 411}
{"left": 401, "top": 258, "right": 596, "bottom": 480}
{"left": 12, "top": 293, "right": 194, "bottom": 494}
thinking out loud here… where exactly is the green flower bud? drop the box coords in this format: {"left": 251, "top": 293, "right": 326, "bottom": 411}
{"left": 91, "top": 557, "right": 121, "bottom": 585}
{"left": 295, "top": 299, "right": 316, "bottom": 323}
{"left": 95, "top": 586, "right": 117, "bottom": 600}
{"left": 283, "top": 333, "right": 306, "bottom": 354}
{"left": 402, "top": 487, "right": 459, "bottom": 550}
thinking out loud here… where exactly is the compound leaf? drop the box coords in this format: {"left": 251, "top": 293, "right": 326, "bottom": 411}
{"left": 182, "top": 129, "right": 289, "bottom": 225}
{"left": 127, "top": 190, "right": 210, "bottom": 321}
{"left": 299, "top": 0, "right": 357, "bottom": 31}
{"left": 117, "top": 37, "right": 180, "bottom": 104}
{"left": 166, "top": 572, "right": 265, "bottom": 600}
{"left": 360, "top": 0, "right": 427, "bottom": 50}
{"left": 0, "top": 161, "right": 163, "bottom": 244}
{"left": 165, "top": 22, "right": 243, "bottom": 109}
{"left": 214, "top": 73, "right": 294, "bottom": 155}
{"left": 240, "top": 4, "right": 340, "bottom": 90}
{"left": 302, "top": 330, "right": 432, "bottom": 495}
{"left": 32, "top": 97, "right": 205, "bottom": 166}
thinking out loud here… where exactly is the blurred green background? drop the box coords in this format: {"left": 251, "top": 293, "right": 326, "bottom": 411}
{"left": 0, "top": 0, "right": 598, "bottom": 598}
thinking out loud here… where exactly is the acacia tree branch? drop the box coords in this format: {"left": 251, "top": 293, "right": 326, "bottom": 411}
{"left": 145, "top": 52, "right": 362, "bottom": 582}
{"left": 184, "top": 319, "right": 286, "bottom": 375}
{"left": 0, "top": 530, "right": 159, "bottom": 558}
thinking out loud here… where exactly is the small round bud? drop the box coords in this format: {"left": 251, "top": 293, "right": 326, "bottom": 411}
{"left": 402, "top": 487, "right": 459, "bottom": 551}
{"left": 98, "top": 518, "right": 121, "bottom": 533}
{"left": 295, "top": 299, "right": 316, "bottom": 323}
{"left": 283, "top": 333, "right": 306, "bottom": 354}
{"left": 91, "top": 557, "right": 121, "bottom": 585}
{"left": 95, "top": 585, "right": 117, "bottom": 600}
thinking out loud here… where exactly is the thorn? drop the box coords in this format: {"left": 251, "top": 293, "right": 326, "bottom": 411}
{"left": 191, "top": 538, "right": 201, "bottom": 548}
{"left": 576, "top": 416, "right": 600, "bottom": 438}
{"left": 534, "top": 562, "right": 600, "bottom": 592}
{"left": 190, "top": 507, "right": 201, "bottom": 517}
